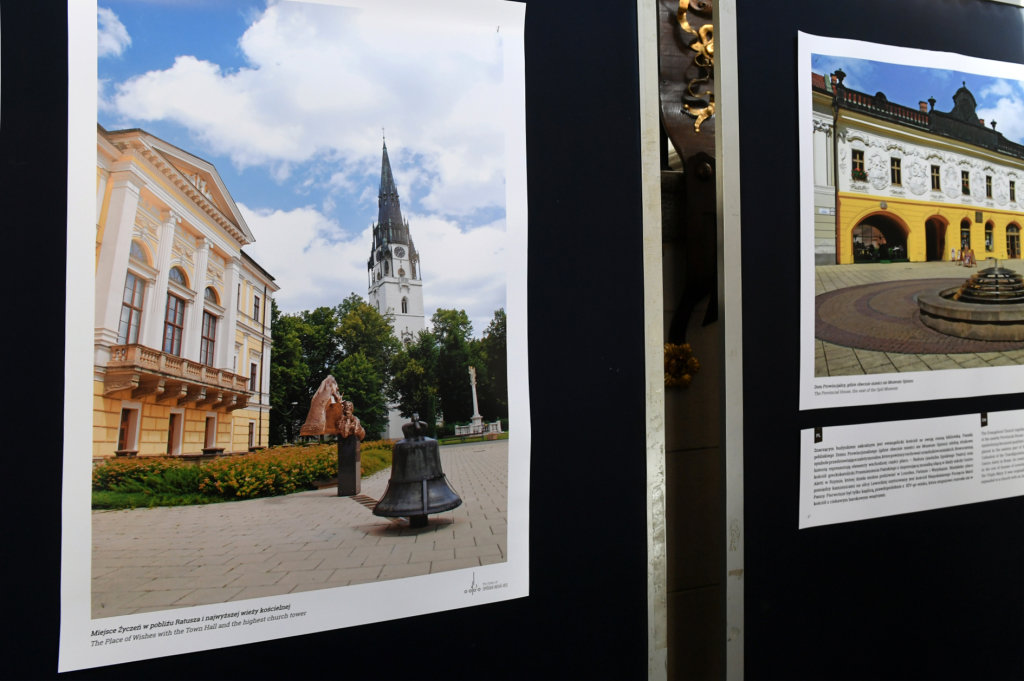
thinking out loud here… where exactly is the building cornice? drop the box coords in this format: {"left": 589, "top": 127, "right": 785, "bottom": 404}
{"left": 112, "top": 142, "right": 252, "bottom": 247}
{"left": 839, "top": 112, "right": 1024, "bottom": 172}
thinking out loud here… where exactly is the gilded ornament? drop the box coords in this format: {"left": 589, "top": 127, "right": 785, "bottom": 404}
{"left": 677, "top": 0, "right": 715, "bottom": 132}
{"left": 664, "top": 342, "right": 700, "bottom": 389}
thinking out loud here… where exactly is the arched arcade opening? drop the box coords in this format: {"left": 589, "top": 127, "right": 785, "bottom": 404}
{"left": 852, "top": 213, "right": 909, "bottom": 263}
{"left": 925, "top": 217, "right": 947, "bottom": 261}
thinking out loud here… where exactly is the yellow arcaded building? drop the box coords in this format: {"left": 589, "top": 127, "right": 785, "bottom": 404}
{"left": 94, "top": 125, "right": 279, "bottom": 460}
{"left": 812, "top": 72, "right": 1023, "bottom": 265}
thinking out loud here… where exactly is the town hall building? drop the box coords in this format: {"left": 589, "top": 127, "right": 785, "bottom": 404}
{"left": 94, "top": 125, "right": 279, "bottom": 460}
{"left": 367, "top": 139, "right": 426, "bottom": 438}
{"left": 812, "top": 71, "right": 1024, "bottom": 265}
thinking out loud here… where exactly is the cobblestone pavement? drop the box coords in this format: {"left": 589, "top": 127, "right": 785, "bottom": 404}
{"left": 92, "top": 441, "right": 508, "bottom": 619}
{"left": 815, "top": 261, "right": 1024, "bottom": 377}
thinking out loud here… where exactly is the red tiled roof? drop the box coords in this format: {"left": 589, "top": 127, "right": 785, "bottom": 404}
{"left": 811, "top": 73, "right": 827, "bottom": 91}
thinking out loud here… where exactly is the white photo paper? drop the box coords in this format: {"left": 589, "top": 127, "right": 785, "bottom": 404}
{"left": 61, "top": 0, "right": 529, "bottom": 670}
{"left": 800, "top": 409, "right": 1024, "bottom": 529}
{"left": 799, "top": 33, "right": 1024, "bottom": 410}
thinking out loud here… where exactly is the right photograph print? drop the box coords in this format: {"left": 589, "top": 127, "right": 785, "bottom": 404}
{"left": 799, "top": 34, "right": 1024, "bottom": 410}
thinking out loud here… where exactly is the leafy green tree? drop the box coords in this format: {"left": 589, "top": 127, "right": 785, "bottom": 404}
{"left": 268, "top": 300, "right": 310, "bottom": 445}
{"left": 297, "top": 306, "right": 343, "bottom": 393}
{"left": 477, "top": 308, "right": 508, "bottom": 421}
{"left": 391, "top": 330, "right": 440, "bottom": 435}
{"left": 333, "top": 352, "right": 389, "bottom": 438}
{"left": 431, "top": 308, "right": 474, "bottom": 424}
{"left": 336, "top": 293, "right": 401, "bottom": 394}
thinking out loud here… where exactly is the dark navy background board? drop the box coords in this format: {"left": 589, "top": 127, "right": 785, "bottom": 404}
{"left": 737, "top": 1, "right": 1024, "bottom": 678}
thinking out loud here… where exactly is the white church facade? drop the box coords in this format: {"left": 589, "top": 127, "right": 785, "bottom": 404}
{"left": 366, "top": 140, "right": 426, "bottom": 439}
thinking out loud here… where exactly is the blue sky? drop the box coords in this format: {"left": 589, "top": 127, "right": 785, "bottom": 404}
{"left": 99, "top": 1, "right": 507, "bottom": 333}
{"left": 812, "top": 54, "right": 1024, "bottom": 145}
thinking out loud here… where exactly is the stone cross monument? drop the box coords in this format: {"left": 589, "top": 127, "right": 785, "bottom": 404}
{"left": 469, "top": 366, "right": 484, "bottom": 432}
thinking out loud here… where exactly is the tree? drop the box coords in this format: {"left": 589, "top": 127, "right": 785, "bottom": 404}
{"left": 391, "top": 330, "right": 439, "bottom": 435}
{"left": 297, "top": 306, "right": 343, "bottom": 393}
{"left": 268, "top": 300, "right": 310, "bottom": 445}
{"left": 477, "top": 308, "right": 508, "bottom": 421}
{"left": 335, "top": 293, "right": 401, "bottom": 395}
{"left": 431, "top": 308, "right": 474, "bottom": 424}
{"left": 332, "top": 352, "right": 389, "bottom": 438}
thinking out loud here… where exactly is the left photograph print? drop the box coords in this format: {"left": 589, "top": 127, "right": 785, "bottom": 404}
{"left": 63, "top": 0, "right": 529, "bottom": 670}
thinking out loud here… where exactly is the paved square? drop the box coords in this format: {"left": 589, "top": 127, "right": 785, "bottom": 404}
{"left": 815, "top": 261, "right": 1024, "bottom": 377}
{"left": 92, "top": 440, "right": 508, "bottom": 619}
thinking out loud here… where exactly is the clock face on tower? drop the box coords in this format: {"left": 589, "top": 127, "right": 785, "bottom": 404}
{"left": 394, "top": 246, "right": 406, "bottom": 258}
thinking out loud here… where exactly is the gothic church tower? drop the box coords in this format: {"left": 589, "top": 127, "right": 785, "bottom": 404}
{"left": 367, "top": 139, "right": 425, "bottom": 344}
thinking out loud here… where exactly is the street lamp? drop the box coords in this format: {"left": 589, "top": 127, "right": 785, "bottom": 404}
{"left": 277, "top": 402, "right": 300, "bottom": 443}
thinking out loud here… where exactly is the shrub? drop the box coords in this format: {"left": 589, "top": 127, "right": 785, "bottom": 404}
{"left": 93, "top": 458, "right": 192, "bottom": 491}
{"left": 198, "top": 444, "right": 337, "bottom": 499}
{"left": 92, "top": 440, "right": 396, "bottom": 506}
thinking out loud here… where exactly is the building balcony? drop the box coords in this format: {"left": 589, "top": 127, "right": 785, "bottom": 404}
{"left": 103, "top": 343, "right": 251, "bottom": 412}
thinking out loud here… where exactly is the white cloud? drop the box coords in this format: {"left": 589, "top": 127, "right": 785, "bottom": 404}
{"left": 981, "top": 79, "right": 1015, "bottom": 98}
{"left": 110, "top": 2, "right": 505, "bottom": 217}
{"left": 98, "top": 7, "right": 131, "bottom": 58}
{"left": 977, "top": 92, "right": 1024, "bottom": 144}
{"left": 239, "top": 204, "right": 505, "bottom": 336}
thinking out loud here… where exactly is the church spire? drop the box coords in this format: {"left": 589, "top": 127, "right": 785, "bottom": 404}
{"left": 378, "top": 138, "right": 404, "bottom": 228}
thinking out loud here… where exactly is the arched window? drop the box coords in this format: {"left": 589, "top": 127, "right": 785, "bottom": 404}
{"left": 960, "top": 220, "right": 972, "bottom": 250}
{"left": 985, "top": 222, "right": 995, "bottom": 252}
{"left": 401, "top": 297, "right": 408, "bottom": 314}
{"left": 384, "top": 260, "right": 390, "bottom": 275}
{"left": 168, "top": 266, "right": 187, "bottom": 286}
{"left": 1008, "top": 225, "right": 1021, "bottom": 259}
{"left": 129, "top": 240, "right": 148, "bottom": 264}
{"left": 376, "top": 300, "right": 380, "bottom": 311}
{"left": 204, "top": 286, "right": 219, "bottom": 304}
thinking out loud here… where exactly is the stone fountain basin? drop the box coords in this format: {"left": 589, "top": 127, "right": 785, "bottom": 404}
{"left": 918, "top": 287, "right": 1024, "bottom": 342}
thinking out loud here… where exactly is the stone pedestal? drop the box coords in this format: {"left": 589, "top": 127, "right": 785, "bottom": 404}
{"left": 338, "top": 435, "right": 361, "bottom": 497}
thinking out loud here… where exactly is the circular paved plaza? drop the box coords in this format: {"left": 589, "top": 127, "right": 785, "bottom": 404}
{"left": 816, "top": 278, "right": 1024, "bottom": 355}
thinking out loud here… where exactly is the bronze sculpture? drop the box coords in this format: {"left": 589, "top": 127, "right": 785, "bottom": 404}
{"left": 298, "top": 375, "right": 366, "bottom": 496}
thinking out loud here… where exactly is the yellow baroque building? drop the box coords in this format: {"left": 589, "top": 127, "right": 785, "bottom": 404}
{"left": 812, "top": 72, "right": 1024, "bottom": 265}
{"left": 94, "top": 125, "right": 279, "bottom": 460}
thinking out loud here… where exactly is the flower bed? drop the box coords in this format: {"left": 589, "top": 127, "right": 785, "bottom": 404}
{"left": 92, "top": 440, "right": 395, "bottom": 508}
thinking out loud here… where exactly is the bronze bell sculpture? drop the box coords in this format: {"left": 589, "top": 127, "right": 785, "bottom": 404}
{"left": 373, "top": 413, "right": 462, "bottom": 527}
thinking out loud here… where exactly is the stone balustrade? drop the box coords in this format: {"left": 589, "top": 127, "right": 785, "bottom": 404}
{"left": 103, "top": 343, "right": 251, "bottom": 410}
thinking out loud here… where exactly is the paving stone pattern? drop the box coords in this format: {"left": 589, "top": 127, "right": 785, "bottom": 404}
{"left": 814, "top": 261, "right": 1024, "bottom": 377}
{"left": 92, "top": 441, "right": 508, "bottom": 619}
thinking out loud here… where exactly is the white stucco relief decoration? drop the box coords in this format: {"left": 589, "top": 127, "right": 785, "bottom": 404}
{"left": 172, "top": 237, "right": 195, "bottom": 263}
{"left": 812, "top": 118, "right": 833, "bottom": 134}
{"left": 867, "top": 151, "right": 889, "bottom": 191}
{"left": 994, "top": 174, "right": 1010, "bottom": 206}
{"left": 904, "top": 158, "right": 929, "bottom": 195}
{"left": 972, "top": 171, "right": 987, "bottom": 203}
{"left": 187, "top": 172, "right": 215, "bottom": 202}
{"left": 207, "top": 263, "right": 224, "bottom": 282}
{"left": 943, "top": 165, "right": 961, "bottom": 199}
{"left": 134, "top": 211, "right": 160, "bottom": 235}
